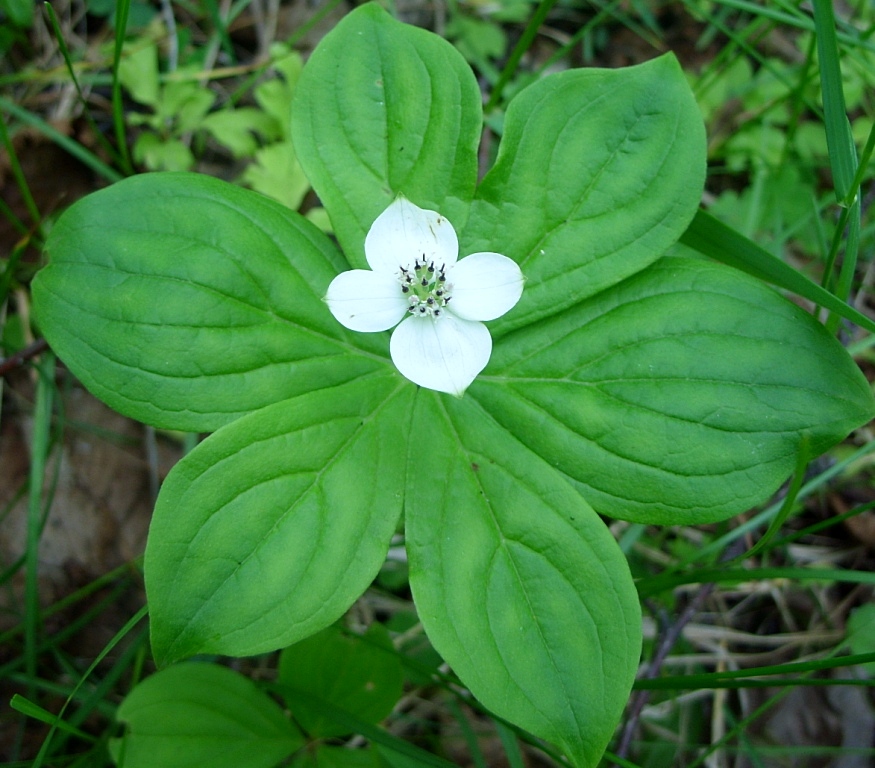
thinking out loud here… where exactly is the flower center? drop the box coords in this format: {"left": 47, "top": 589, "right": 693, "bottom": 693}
{"left": 398, "top": 259, "right": 453, "bottom": 318}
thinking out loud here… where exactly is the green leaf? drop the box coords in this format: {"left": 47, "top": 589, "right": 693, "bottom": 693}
{"left": 201, "top": 107, "right": 280, "bottom": 157}
{"left": 292, "top": 4, "right": 482, "bottom": 267}
{"left": 132, "top": 133, "right": 195, "bottom": 171}
{"left": 406, "top": 392, "right": 641, "bottom": 768}
{"left": 278, "top": 623, "right": 403, "bottom": 738}
{"left": 146, "top": 375, "right": 413, "bottom": 665}
{"left": 465, "top": 54, "right": 706, "bottom": 335}
{"left": 160, "top": 80, "right": 216, "bottom": 133}
{"left": 254, "top": 49, "right": 302, "bottom": 136}
{"left": 1, "top": 0, "right": 34, "bottom": 27}
{"left": 118, "top": 40, "right": 160, "bottom": 107}
{"left": 32, "top": 172, "right": 388, "bottom": 432}
{"left": 110, "top": 662, "right": 302, "bottom": 768}
{"left": 241, "top": 141, "right": 310, "bottom": 211}
{"left": 475, "top": 255, "right": 875, "bottom": 525}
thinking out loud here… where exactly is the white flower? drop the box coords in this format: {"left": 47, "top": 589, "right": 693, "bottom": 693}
{"left": 325, "top": 197, "right": 524, "bottom": 396}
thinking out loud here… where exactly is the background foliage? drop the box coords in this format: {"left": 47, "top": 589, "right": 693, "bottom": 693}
{"left": 2, "top": 0, "right": 875, "bottom": 766}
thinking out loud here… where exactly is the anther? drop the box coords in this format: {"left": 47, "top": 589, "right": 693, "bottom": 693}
{"left": 401, "top": 285, "right": 409, "bottom": 293}
{"left": 427, "top": 262, "right": 435, "bottom": 273}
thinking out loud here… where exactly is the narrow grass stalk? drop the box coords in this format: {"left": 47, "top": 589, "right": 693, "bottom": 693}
{"left": 675, "top": 439, "right": 875, "bottom": 569}
{"left": 812, "top": 0, "right": 856, "bottom": 201}
{"left": 0, "top": 580, "right": 132, "bottom": 681}
{"left": 446, "top": 698, "right": 488, "bottom": 768}
{"left": 845, "top": 119, "right": 875, "bottom": 207}
{"left": 0, "top": 196, "right": 29, "bottom": 238}
{"left": 811, "top": 0, "right": 862, "bottom": 333}
{"left": 275, "top": 686, "right": 460, "bottom": 768}
{"left": 536, "top": 0, "right": 622, "bottom": 74}
{"left": 680, "top": 211, "right": 875, "bottom": 334}
{"left": 684, "top": 619, "right": 863, "bottom": 768}
{"left": 485, "top": 0, "right": 558, "bottom": 113}
{"left": 712, "top": 0, "right": 875, "bottom": 53}
{"left": 640, "top": 565, "right": 875, "bottom": 598}
{"left": 286, "top": 0, "right": 345, "bottom": 47}
{"left": 0, "top": 117, "right": 41, "bottom": 226}
{"left": 203, "top": 0, "right": 237, "bottom": 63}
{"left": 725, "top": 439, "right": 810, "bottom": 566}
{"left": 41, "top": 1, "right": 124, "bottom": 169}
{"left": 32, "top": 605, "right": 148, "bottom": 768}
{"left": 770, "top": 500, "right": 875, "bottom": 549}
{"left": 111, "top": 0, "right": 134, "bottom": 175}
{"left": 10, "top": 696, "right": 96, "bottom": 742}
{"left": 0, "top": 96, "right": 123, "bottom": 183}
{"left": 634, "top": 651, "right": 875, "bottom": 689}
{"left": 24, "top": 353, "right": 55, "bottom": 693}
{"left": 494, "top": 721, "right": 525, "bottom": 768}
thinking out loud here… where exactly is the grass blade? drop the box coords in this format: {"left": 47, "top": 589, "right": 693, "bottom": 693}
{"left": 680, "top": 209, "right": 875, "bottom": 335}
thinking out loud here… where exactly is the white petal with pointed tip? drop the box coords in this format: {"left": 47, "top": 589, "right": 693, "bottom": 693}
{"left": 325, "top": 269, "right": 409, "bottom": 332}
{"left": 390, "top": 314, "right": 491, "bottom": 396}
{"left": 365, "top": 197, "right": 459, "bottom": 274}
{"left": 447, "top": 252, "right": 525, "bottom": 322}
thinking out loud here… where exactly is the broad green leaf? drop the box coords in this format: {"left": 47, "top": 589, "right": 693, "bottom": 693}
{"left": 146, "top": 375, "right": 413, "bottom": 665}
{"left": 33, "top": 173, "right": 388, "bottom": 432}
{"left": 278, "top": 624, "right": 403, "bottom": 738}
{"left": 292, "top": 4, "right": 482, "bottom": 267}
{"left": 110, "top": 662, "right": 302, "bottom": 768}
{"left": 475, "top": 256, "right": 875, "bottom": 525}
{"left": 406, "top": 392, "right": 641, "bottom": 768}
{"left": 464, "top": 54, "right": 706, "bottom": 335}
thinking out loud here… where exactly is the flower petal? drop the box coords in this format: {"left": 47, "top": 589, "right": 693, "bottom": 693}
{"left": 365, "top": 197, "right": 459, "bottom": 274}
{"left": 325, "top": 269, "right": 408, "bottom": 332}
{"left": 446, "top": 252, "right": 525, "bottom": 322}
{"left": 390, "top": 314, "right": 491, "bottom": 396}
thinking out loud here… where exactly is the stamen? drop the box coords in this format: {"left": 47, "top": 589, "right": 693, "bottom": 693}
{"left": 397, "top": 259, "right": 453, "bottom": 320}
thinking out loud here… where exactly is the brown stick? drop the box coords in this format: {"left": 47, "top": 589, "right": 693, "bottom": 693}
{"left": 0, "top": 338, "right": 49, "bottom": 377}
